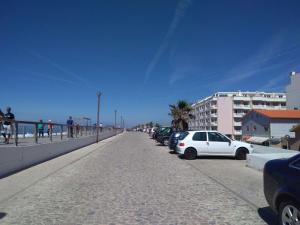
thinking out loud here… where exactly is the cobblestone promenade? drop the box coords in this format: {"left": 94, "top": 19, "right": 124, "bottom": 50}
{"left": 0, "top": 132, "right": 271, "bottom": 225}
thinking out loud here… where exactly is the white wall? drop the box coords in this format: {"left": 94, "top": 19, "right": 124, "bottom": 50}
{"left": 0, "top": 131, "right": 121, "bottom": 178}
{"left": 270, "top": 122, "right": 298, "bottom": 138}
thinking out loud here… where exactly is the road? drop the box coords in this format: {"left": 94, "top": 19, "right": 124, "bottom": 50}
{"left": 0, "top": 132, "right": 274, "bottom": 225}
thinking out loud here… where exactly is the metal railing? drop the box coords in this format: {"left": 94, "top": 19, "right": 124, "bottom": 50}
{"left": 0, "top": 120, "right": 122, "bottom": 146}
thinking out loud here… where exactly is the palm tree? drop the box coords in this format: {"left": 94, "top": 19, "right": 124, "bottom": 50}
{"left": 169, "top": 100, "right": 194, "bottom": 131}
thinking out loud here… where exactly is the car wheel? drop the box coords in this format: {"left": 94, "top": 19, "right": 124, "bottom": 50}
{"left": 279, "top": 201, "right": 300, "bottom": 225}
{"left": 184, "top": 148, "right": 197, "bottom": 160}
{"left": 163, "top": 139, "right": 169, "bottom": 146}
{"left": 235, "top": 148, "right": 248, "bottom": 160}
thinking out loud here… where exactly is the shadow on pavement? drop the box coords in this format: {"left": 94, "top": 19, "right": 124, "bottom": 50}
{"left": 168, "top": 150, "right": 177, "bottom": 154}
{"left": 196, "top": 156, "right": 236, "bottom": 160}
{"left": 177, "top": 155, "right": 237, "bottom": 161}
{"left": 0, "top": 212, "right": 7, "bottom": 220}
{"left": 155, "top": 143, "right": 166, "bottom": 147}
{"left": 258, "top": 207, "right": 277, "bottom": 225}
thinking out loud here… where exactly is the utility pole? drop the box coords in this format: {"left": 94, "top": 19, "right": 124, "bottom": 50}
{"left": 114, "top": 110, "right": 117, "bottom": 129}
{"left": 96, "top": 91, "right": 102, "bottom": 143}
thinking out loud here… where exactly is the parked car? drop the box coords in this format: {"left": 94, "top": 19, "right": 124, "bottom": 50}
{"left": 153, "top": 127, "right": 168, "bottom": 139}
{"left": 176, "top": 130, "right": 253, "bottom": 160}
{"left": 149, "top": 127, "right": 157, "bottom": 137}
{"left": 156, "top": 127, "right": 174, "bottom": 145}
{"left": 263, "top": 153, "right": 300, "bottom": 225}
{"left": 168, "top": 130, "right": 185, "bottom": 151}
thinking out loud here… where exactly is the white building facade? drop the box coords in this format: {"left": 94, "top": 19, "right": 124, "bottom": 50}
{"left": 188, "top": 91, "right": 286, "bottom": 140}
{"left": 286, "top": 71, "right": 300, "bottom": 110}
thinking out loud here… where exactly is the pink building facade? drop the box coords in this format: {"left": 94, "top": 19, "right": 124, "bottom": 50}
{"left": 189, "top": 92, "right": 286, "bottom": 139}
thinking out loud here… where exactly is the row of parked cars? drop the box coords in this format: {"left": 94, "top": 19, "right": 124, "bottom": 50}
{"left": 151, "top": 127, "right": 254, "bottom": 160}
{"left": 149, "top": 127, "right": 300, "bottom": 225}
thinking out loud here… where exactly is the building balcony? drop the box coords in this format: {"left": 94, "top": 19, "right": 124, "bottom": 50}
{"left": 233, "top": 104, "right": 251, "bottom": 109}
{"left": 210, "top": 121, "right": 218, "bottom": 126}
{"left": 252, "top": 96, "right": 286, "bottom": 102}
{"left": 234, "top": 122, "right": 242, "bottom": 126}
{"left": 210, "top": 113, "right": 217, "bottom": 117}
{"left": 210, "top": 105, "right": 217, "bottom": 109}
{"left": 233, "top": 96, "right": 251, "bottom": 101}
{"left": 234, "top": 130, "right": 242, "bottom": 135}
{"left": 233, "top": 113, "right": 245, "bottom": 118}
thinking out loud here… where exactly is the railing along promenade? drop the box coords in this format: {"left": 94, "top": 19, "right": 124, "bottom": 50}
{"left": 1, "top": 120, "right": 121, "bottom": 146}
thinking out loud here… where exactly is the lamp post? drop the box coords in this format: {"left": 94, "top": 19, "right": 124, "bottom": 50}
{"left": 96, "top": 92, "right": 102, "bottom": 143}
{"left": 114, "top": 110, "right": 117, "bottom": 129}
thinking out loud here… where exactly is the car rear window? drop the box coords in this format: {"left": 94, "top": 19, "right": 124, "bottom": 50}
{"left": 178, "top": 131, "right": 189, "bottom": 140}
{"left": 192, "top": 132, "right": 207, "bottom": 141}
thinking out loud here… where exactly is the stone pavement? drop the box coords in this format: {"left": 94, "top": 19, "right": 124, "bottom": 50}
{"left": 0, "top": 132, "right": 270, "bottom": 225}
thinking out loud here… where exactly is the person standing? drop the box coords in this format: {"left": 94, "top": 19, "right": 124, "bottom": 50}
{"left": 47, "top": 120, "right": 53, "bottom": 137}
{"left": 67, "top": 116, "right": 74, "bottom": 138}
{"left": 0, "top": 109, "right": 4, "bottom": 139}
{"left": 2, "top": 107, "right": 15, "bottom": 144}
{"left": 37, "top": 120, "right": 44, "bottom": 138}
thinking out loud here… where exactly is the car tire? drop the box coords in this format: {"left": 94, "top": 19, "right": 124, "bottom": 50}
{"left": 279, "top": 200, "right": 300, "bottom": 225}
{"left": 163, "top": 139, "right": 169, "bottom": 146}
{"left": 184, "top": 148, "right": 197, "bottom": 160}
{"left": 235, "top": 148, "right": 248, "bottom": 160}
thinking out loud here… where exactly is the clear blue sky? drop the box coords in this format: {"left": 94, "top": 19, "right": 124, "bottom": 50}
{"left": 1, "top": 0, "right": 300, "bottom": 126}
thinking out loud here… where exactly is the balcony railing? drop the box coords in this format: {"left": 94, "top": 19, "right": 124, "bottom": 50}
{"left": 233, "top": 113, "right": 245, "bottom": 118}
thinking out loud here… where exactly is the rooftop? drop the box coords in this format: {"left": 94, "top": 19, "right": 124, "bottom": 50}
{"left": 254, "top": 109, "right": 300, "bottom": 119}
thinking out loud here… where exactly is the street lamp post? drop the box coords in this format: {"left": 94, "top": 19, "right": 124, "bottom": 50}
{"left": 114, "top": 110, "right": 117, "bottom": 129}
{"left": 96, "top": 92, "right": 102, "bottom": 143}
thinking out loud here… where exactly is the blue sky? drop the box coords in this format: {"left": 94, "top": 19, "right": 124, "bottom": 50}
{"left": 1, "top": 0, "right": 300, "bottom": 126}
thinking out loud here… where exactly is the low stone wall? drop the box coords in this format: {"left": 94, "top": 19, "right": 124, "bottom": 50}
{"left": 247, "top": 144, "right": 299, "bottom": 171}
{"left": 0, "top": 130, "right": 122, "bottom": 178}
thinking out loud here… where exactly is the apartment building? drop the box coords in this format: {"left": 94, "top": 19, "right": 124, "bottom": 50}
{"left": 188, "top": 91, "right": 286, "bottom": 140}
{"left": 286, "top": 71, "right": 300, "bottom": 110}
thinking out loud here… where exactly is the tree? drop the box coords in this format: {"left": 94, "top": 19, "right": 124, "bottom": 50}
{"left": 169, "top": 100, "right": 194, "bottom": 131}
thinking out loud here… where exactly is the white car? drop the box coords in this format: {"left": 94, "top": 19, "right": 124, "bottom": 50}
{"left": 176, "top": 131, "right": 254, "bottom": 160}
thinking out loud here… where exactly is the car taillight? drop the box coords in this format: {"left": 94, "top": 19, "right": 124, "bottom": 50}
{"left": 179, "top": 143, "right": 185, "bottom": 147}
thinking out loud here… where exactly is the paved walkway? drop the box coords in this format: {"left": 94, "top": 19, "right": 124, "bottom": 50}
{"left": 0, "top": 132, "right": 272, "bottom": 225}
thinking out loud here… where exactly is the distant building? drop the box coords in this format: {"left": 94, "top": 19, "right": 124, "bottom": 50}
{"left": 290, "top": 124, "right": 300, "bottom": 151}
{"left": 242, "top": 109, "right": 300, "bottom": 147}
{"left": 189, "top": 91, "right": 286, "bottom": 140}
{"left": 286, "top": 71, "right": 300, "bottom": 110}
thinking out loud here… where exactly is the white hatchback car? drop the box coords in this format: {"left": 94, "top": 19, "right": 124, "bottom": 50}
{"left": 176, "top": 131, "right": 253, "bottom": 160}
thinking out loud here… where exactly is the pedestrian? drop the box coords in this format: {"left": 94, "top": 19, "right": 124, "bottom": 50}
{"left": 67, "top": 116, "right": 74, "bottom": 138}
{"left": 75, "top": 123, "right": 80, "bottom": 136}
{"left": 1, "top": 107, "right": 15, "bottom": 144}
{"left": 100, "top": 123, "right": 103, "bottom": 132}
{"left": 0, "top": 109, "right": 4, "bottom": 139}
{"left": 37, "top": 119, "right": 44, "bottom": 137}
{"left": 47, "top": 120, "right": 53, "bottom": 137}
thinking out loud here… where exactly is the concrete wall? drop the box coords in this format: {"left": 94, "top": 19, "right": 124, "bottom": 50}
{"left": 270, "top": 119, "right": 300, "bottom": 138}
{"left": 0, "top": 130, "right": 122, "bottom": 178}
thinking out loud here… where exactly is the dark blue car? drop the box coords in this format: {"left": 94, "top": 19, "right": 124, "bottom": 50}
{"left": 263, "top": 153, "right": 300, "bottom": 225}
{"left": 168, "top": 131, "right": 188, "bottom": 151}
